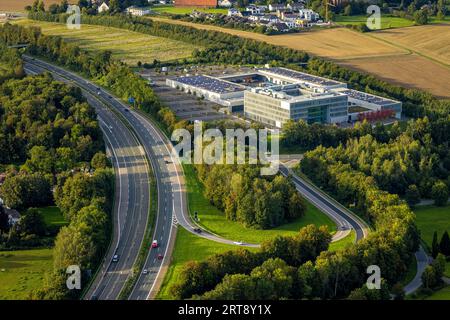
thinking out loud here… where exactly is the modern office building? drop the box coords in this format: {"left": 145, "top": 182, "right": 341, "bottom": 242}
{"left": 166, "top": 75, "right": 246, "bottom": 112}
{"left": 165, "top": 67, "right": 402, "bottom": 128}
{"left": 244, "top": 84, "right": 348, "bottom": 127}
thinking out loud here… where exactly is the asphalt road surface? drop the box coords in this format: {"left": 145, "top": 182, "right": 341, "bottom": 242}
{"left": 24, "top": 59, "right": 151, "bottom": 300}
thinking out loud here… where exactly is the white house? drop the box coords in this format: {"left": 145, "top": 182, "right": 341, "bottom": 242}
{"left": 218, "top": 0, "right": 233, "bottom": 7}
{"left": 287, "top": 3, "right": 304, "bottom": 12}
{"left": 268, "top": 4, "right": 286, "bottom": 11}
{"left": 228, "top": 8, "right": 241, "bottom": 16}
{"left": 126, "top": 6, "right": 151, "bottom": 16}
{"left": 97, "top": 1, "right": 110, "bottom": 13}
{"left": 246, "top": 5, "right": 265, "bottom": 14}
{"left": 298, "top": 9, "right": 319, "bottom": 21}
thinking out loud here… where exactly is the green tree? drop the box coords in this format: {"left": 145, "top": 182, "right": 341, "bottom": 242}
{"left": 414, "top": 9, "right": 428, "bottom": 25}
{"left": 0, "top": 204, "right": 10, "bottom": 234}
{"left": 405, "top": 184, "right": 421, "bottom": 206}
{"left": 439, "top": 231, "right": 450, "bottom": 256}
{"left": 344, "top": 4, "right": 352, "bottom": 16}
{"left": 19, "top": 208, "right": 46, "bottom": 237}
{"left": 431, "top": 181, "right": 448, "bottom": 206}
{"left": 431, "top": 231, "right": 440, "bottom": 258}
{"left": 91, "top": 151, "right": 108, "bottom": 169}
{"left": 25, "top": 146, "right": 54, "bottom": 173}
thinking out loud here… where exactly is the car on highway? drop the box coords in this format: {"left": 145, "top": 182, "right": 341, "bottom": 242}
{"left": 142, "top": 269, "right": 148, "bottom": 275}
{"left": 233, "top": 241, "right": 244, "bottom": 246}
{"left": 151, "top": 240, "right": 158, "bottom": 248}
{"left": 193, "top": 228, "right": 202, "bottom": 234}
{"left": 157, "top": 254, "right": 163, "bottom": 260}
{"left": 112, "top": 254, "right": 119, "bottom": 262}
{"left": 124, "top": 109, "right": 129, "bottom": 112}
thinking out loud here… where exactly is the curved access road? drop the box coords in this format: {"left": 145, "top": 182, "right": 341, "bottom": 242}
{"left": 279, "top": 165, "right": 369, "bottom": 242}
{"left": 24, "top": 58, "right": 151, "bottom": 300}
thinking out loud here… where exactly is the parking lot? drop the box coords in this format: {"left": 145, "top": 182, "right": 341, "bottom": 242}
{"left": 139, "top": 65, "right": 255, "bottom": 122}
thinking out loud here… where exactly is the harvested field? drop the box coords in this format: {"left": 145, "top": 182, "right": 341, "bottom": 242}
{"left": 371, "top": 24, "right": 450, "bottom": 66}
{"left": 0, "top": 0, "right": 60, "bottom": 12}
{"left": 148, "top": 17, "right": 450, "bottom": 99}
{"left": 339, "top": 54, "right": 450, "bottom": 99}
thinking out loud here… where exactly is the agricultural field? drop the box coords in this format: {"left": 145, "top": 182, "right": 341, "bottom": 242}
{"left": 334, "top": 15, "right": 415, "bottom": 29}
{"left": 147, "top": 16, "right": 450, "bottom": 99}
{"left": 151, "top": 5, "right": 228, "bottom": 15}
{"left": 0, "top": 248, "right": 53, "bottom": 299}
{"left": 14, "top": 19, "right": 199, "bottom": 66}
{"left": 183, "top": 164, "right": 337, "bottom": 244}
{"left": 414, "top": 205, "right": 450, "bottom": 249}
{"left": 0, "top": 0, "right": 60, "bottom": 12}
{"left": 371, "top": 24, "right": 450, "bottom": 66}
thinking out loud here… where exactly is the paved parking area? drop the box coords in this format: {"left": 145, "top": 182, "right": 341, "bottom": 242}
{"left": 138, "top": 65, "right": 255, "bottom": 123}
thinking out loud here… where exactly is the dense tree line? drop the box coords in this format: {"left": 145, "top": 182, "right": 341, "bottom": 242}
{"left": 301, "top": 118, "right": 449, "bottom": 203}
{"left": 0, "top": 43, "right": 114, "bottom": 298}
{"left": 0, "top": 44, "right": 24, "bottom": 84}
{"left": 170, "top": 225, "right": 331, "bottom": 299}
{"left": 195, "top": 164, "right": 306, "bottom": 229}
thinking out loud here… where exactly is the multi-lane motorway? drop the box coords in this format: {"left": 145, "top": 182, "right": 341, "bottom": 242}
{"left": 24, "top": 56, "right": 370, "bottom": 301}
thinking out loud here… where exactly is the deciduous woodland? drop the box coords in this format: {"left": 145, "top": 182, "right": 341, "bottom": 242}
{"left": 0, "top": 40, "right": 113, "bottom": 299}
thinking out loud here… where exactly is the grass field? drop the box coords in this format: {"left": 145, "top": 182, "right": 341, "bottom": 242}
{"left": 0, "top": 0, "right": 60, "bottom": 12}
{"left": 425, "top": 285, "right": 450, "bottom": 300}
{"left": 156, "top": 227, "right": 250, "bottom": 299}
{"left": 335, "top": 15, "right": 415, "bottom": 29}
{"left": 38, "top": 206, "right": 67, "bottom": 229}
{"left": 414, "top": 205, "right": 450, "bottom": 249}
{"left": 151, "top": 5, "right": 228, "bottom": 15}
{"left": 147, "top": 16, "right": 450, "bottom": 99}
{"left": 14, "top": 19, "right": 199, "bottom": 66}
{"left": 0, "top": 248, "right": 53, "bottom": 299}
{"left": 328, "top": 230, "right": 356, "bottom": 252}
{"left": 183, "top": 164, "right": 337, "bottom": 244}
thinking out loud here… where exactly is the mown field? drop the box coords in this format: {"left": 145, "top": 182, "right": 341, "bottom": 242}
{"left": 156, "top": 227, "right": 248, "bottom": 299}
{"left": 151, "top": 5, "right": 228, "bottom": 15}
{"left": 371, "top": 24, "right": 450, "bottom": 66}
{"left": 414, "top": 204, "right": 450, "bottom": 249}
{"left": 14, "top": 19, "right": 199, "bottom": 66}
{"left": 183, "top": 164, "right": 337, "bottom": 244}
{"left": 147, "top": 16, "right": 450, "bottom": 99}
{"left": 0, "top": 248, "right": 53, "bottom": 299}
{"left": 335, "top": 15, "right": 415, "bottom": 29}
{"left": 0, "top": 0, "right": 60, "bottom": 12}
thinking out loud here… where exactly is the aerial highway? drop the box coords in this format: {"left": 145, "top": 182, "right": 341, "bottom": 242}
{"left": 24, "top": 59, "right": 151, "bottom": 300}
{"left": 23, "top": 56, "right": 371, "bottom": 301}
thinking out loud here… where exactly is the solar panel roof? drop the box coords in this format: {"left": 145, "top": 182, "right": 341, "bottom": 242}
{"left": 173, "top": 75, "right": 245, "bottom": 94}
{"left": 260, "top": 67, "right": 344, "bottom": 87}
{"left": 339, "top": 89, "right": 399, "bottom": 106}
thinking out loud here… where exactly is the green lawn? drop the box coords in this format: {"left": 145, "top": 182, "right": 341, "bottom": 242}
{"left": 414, "top": 205, "right": 450, "bottom": 249}
{"left": 183, "top": 164, "right": 337, "bottom": 244}
{"left": 38, "top": 206, "right": 67, "bottom": 229}
{"left": 425, "top": 285, "right": 450, "bottom": 300}
{"left": 328, "top": 230, "right": 356, "bottom": 252}
{"left": 0, "top": 248, "right": 53, "bottom": 299}
{"left": 14, "top": 19, "right": 199, "bottom": 66}
{"left": 151, "top": 5, "right": 228, "bottom": 15}
{"left": 335, "top": 15, "right": 415, "bottom": 29}
{"left": 156, "top": 227, "right": 251, "bottom": 299}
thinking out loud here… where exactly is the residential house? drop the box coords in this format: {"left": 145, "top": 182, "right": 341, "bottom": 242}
{"left": 97, "top": 1, "right": 110, "bottom": 13}
{"left": 246, "top": 5, "right": 265, "bottom": 14}
{"left": 270, "top": 22, "right": 289, "bottom": 32}
{"left": 298, "top": 9, "right": 319, "bottom": 21}
{"left": 268, "top": 3, "right": 286, "bottom": 11}
{"left": 6, "top": 208, "right": 20, "bottom": 226}
{"left": 126, "top": 6, "right": 151, "bottom": 16}
{"left": 228, "top": 8, "right": 241, "bottom": 16}
{"left": 287, "top": 2, "right": 304, "bottom": 12}
{"left": 218, "top": 0, "right": 233, "bottom": 7}
{"left": 261, "top": 14, "right": 279, "bottom": 23}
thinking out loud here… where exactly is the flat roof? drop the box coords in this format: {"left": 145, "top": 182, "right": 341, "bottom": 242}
{"left": 172, "top": 75, "right": 245, "bottom": 94}
{"left": 336, "top": 88, "right": 400, "bottom": 106}
{"left": 259, "top": 67, "right": 345, "bottom": 87}
{"left": 248, "top": 85, "right": 345, "bottom": 102}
